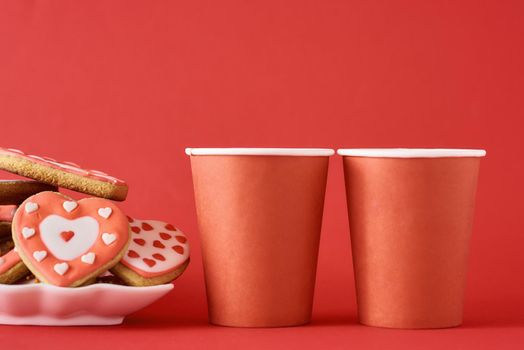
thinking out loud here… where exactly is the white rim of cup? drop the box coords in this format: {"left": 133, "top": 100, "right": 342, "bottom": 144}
{"left": 185, "top": 148, "right": 335, "bottom": 156}
{"left": 336, "top": 148, "right": 486, "bottom": 158}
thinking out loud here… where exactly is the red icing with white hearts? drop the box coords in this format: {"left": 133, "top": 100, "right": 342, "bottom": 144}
{"left": 13, "top": 191, "right": 130, "bottom": 286}
{"left": 0, "top": 205, "right": 17, "bottom": 222}
{"left": 0, "top": 147, "right": 126, "bottom": 185}
{"left": 122, "top": 217, "right": 190, "bottom": 278}
{"left": 0, "top": 250, "right": 22, "bottom": 275}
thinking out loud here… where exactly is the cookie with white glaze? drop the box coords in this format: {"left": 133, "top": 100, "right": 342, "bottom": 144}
{"left": 0, "top": 180, "right": 57, "bottom": 205}
{"left": 12, "top": 191, "right": 131, "bottom": 287}
{"left": 111, "top": 217, "right": 190, "bottom": 286}
{"left": 0, "top": 147, "right": 127, "bottom": 201}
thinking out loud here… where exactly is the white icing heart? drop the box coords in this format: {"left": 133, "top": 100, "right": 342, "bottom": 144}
{"left": 39, "top": 215, "right": 99, "bottom": 261}
{"left": 98, "top": 207, "right": 112, "bottom": 219}
{"left": 81, "top": 252, "right": 95, "bottom": 264}
{"left": 25, "top": 202, "right": 39, "bottom": 214}
{"left": 22, "top": 227, "right": 36, "bottom": 239}
{"left": 62, "top": 201, "right": 78, "bottom": 213}
{"left": 54, "top": 262, "right": 69, "bottom": 275}
{"left": 33, "top": 250, "right": 47, "bottom": 262}
{"left": 102, "top": 233, "right": 116, "bottom": 245}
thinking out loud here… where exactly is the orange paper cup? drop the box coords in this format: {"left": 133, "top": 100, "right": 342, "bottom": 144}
{"left": 338, "top": 148, "right": 486, "bottom": 329}
{"left": 186, "top": 148, "right": 333, "bottom": 327}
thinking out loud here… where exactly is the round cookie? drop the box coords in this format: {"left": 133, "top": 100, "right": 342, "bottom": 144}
{"left": 0, "top": 180, "right": 57, "bottom": 205}
{"left": 12, "top": 191, "right": 131, "bottom": 287}
{"left": 111, "top": 217, "right": 190, "bottom": 286}
{"left": 0, "top": 147, "right": 128, "bottom": 201}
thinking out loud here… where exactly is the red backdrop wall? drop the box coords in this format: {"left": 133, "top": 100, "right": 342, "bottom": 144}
{"left": 1, "top": 0, "right": 523, "bottom": 348}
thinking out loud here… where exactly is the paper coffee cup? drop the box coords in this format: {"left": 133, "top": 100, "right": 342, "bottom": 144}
{"left": 338, "top": 148, "right": 486, "bottom": 329}
{"left": 186, "top": 148, "right": 333, "bottom": 327}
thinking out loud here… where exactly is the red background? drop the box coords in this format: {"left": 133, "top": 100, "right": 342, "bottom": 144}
{"left": 0, "top": 0, "right": 523, "bottom": 348}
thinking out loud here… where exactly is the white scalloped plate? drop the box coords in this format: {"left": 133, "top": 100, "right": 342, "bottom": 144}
{"left": 0, "top": 283, "right": 173, "bottom": 326}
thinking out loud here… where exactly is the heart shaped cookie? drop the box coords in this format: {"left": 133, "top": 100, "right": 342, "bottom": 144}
{"left": 12, "top": 191, "right": 130, "bottom": 287}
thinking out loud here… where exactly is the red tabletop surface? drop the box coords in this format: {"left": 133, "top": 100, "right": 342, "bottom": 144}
{"left": 0, "top": 0, "right": 523, "bottom": 348}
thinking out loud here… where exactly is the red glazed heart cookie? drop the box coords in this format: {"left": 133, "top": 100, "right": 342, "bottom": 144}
{"left": 111, "top": 217, "right": 190, "bottom": 286}
{"left": 0, "top": 147, "right": 127, "bottom": 201}
{"left": 12, "top": 192, "right": 131, "bottom": 287}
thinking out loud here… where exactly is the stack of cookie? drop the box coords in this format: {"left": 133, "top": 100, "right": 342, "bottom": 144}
{"left": 0, "top": 180, "right": 56, "bottom": 283}
{"left": 0, "top": 147, "right": 189, "bottom": 287}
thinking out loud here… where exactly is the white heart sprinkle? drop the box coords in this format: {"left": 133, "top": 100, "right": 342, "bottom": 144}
{"left": 62, "top": 201, "right": 78, "bottom": 213}
{"left": 53, "top": 262, "right": 69, "bottom": 276}
{"left": 13, "top": 246, "right": 17, "bottom": 252}
{"left": 98, "top": 207, "right": 112, "bottom": 219}
{"left": 33, "top": 250, "right": 47, "bottom": 262}
{"left": 81, "top": 252, "right": 96, "bottom": 264}
{"left": 0, "top": 257, "right": 4, "bottom": 265}
{"left": 25, "top": 202, "right": 39, "bottom": 213}
{"left": 22, "top": 227, "right": 36, "bottom": 239}
{"left": 102, "top": 233, "right": 116, "bottom": 245}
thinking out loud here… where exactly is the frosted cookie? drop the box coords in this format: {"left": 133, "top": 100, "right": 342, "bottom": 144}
{"left": 0, "top": 248, "right": 30, "bottom": 284}
{"left": 12, "top": 191, "right": 131, "bottom": 287}
{"left": 0, "top": 180, "right": 57, "bottom": 205}
{"left": 111, "top": 217, "right": 190, "bottom": 286}
{"left": 0, "top": 205, "right": 17, "bottom": 222}
{"left": 0, "top": 147, "right": 128, "bottom": 201}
